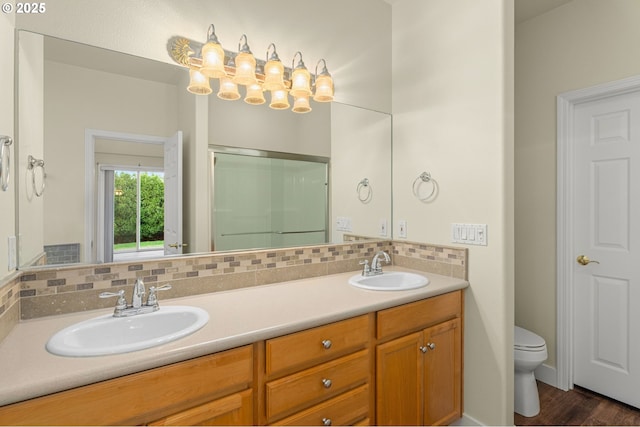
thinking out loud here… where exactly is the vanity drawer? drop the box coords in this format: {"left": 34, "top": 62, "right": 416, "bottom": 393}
{"left": 272, "top": 384, "right": 370, "bottom": 426}
{"left": 0, "top": 345, "right": 253, "bottom": 426}
{"left": 265, "top": 314, "right": 370, "bottom": 376}
{"left": 376, "top": 291, "right": 462, "bottom": 340}
{"left": 265, "top": 350, "right": 369, "bottom": 422}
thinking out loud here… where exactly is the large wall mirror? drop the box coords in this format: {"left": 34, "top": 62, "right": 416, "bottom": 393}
{"left": 15, "top": 30, "right": 392, "bottom": 269}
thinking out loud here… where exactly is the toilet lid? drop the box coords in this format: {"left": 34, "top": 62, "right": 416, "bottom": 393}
{"left": 515, "top": 326, "right": 546, "bottom": 350}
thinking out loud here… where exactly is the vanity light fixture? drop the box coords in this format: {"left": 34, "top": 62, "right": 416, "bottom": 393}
{"left": 170, "top": 24, "right": 335, "bottom": 114}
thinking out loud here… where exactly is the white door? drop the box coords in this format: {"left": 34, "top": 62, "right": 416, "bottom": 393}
{"left": 164, "top": 131, "right": 183, "bottom": 255}
{"left": 572, "top": 90, "right": 640, "bottom": 408}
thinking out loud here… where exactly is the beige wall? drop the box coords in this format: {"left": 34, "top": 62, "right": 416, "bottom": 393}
{"left": 515, "top": 0, "right": 640, "bottom": 375}
{"left": 42, "top": 60, "right": 179, "bottom": 259}
{"left": 392, "top": 0, "right": 514, "bottom": 424}
{"left": 0, "top": 13, "right": 15, "bottom": 281}
{"left": 17, "top": 31, "right": 44, "bottom": 266}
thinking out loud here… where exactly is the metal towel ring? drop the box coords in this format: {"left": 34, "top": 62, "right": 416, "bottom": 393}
{"left": 412, "top": 172, "right": 436, "bottom": 202}
{"left": 27, "top": 155, "right": 46, "bottom": 197}
{"left": 0, "top": 136, "right": 12, "bottom": 192}
{"left": 356, "top": 178, "right": 372, "bottom": 203}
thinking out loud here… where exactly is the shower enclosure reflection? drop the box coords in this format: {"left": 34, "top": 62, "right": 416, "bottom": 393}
{"left": 210, "top": 148, "right": 329, "bottom": 252}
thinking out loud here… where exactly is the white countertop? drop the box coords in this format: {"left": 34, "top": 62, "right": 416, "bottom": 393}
{"left": 0, "top": 267, "right": 468, "bottom": 406}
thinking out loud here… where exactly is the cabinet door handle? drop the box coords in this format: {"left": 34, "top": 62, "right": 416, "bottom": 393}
{"left": 322, "top": 378, "right": 332, "bottom": 389}
{"left": 420, "top": 343, "right": 436, "bottom": 353}
{"left": 322, "top": 418, "right": 332, "bottom": 426}
{"left": 321, "top": 339, "right": 332, "bottom": 349}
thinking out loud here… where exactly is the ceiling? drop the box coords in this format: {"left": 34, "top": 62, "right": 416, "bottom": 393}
{"left": 515, "top": 0, "right": 573, "bottom": 24}
{"left": 383, "top": 0, "right": 574, "bottom": 25}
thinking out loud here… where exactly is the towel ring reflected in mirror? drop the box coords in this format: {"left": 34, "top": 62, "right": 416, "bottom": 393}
{"left": 357, "top": 178, "right": 372, "bottom": 203}
{"left": 412, "top": 171, "right": 437, "bottom": 202}
{"left": 27, "top": 155, "right": 46, "bottom": 197}
{"left": 0, "top": 136, "right": 12, "bottom": 192}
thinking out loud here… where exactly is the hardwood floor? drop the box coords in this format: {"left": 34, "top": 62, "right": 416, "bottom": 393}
{"left": 515, "top": 381, "right": 640, "bottom": 426}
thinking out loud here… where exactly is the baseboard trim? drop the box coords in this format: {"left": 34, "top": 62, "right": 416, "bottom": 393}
{"left": 535, "top": 363, "right": 558, "bottom": 388}
{"left": 450, "top": 412, "right": 485, "bottom": 426}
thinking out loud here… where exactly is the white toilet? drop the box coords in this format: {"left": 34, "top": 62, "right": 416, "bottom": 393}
{"left": 514, "top": 326, "right": 547, "bottom": 417}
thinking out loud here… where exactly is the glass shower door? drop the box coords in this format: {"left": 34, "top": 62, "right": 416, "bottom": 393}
{"left": 211, "top": 150, "right": 328, "bottom": 252}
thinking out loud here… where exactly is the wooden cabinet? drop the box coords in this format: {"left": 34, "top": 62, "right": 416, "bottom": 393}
{"left": 150, "top": 389, "right": 253, "bottom": 426}
{"left": 260, "top": 314, "right": 373, "bottom": 426}
{"left": 0, "top": 289, "right": 463, "bottom": 427}
{"left": 0, "top": 345, "right": 254, "bottom": 426}
{"left": 375, "top": 291, "right": 463, "bottom": 426}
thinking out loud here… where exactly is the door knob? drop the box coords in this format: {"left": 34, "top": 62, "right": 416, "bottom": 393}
{"left": 577, "top": 255, "right": 599, "bottom": 266}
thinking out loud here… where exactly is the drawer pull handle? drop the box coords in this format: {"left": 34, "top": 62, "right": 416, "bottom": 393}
{"left": 321, "top": 339, "right": 332, "bottom": 349}
{"left": 322, "top": 418, "right": 332, "bottom": 426}
{"left": 322, "top": 378, "right": 332, "bottom": 389}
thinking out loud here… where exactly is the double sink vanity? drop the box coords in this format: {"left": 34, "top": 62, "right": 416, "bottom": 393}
{"left": 0, "top": 260, "right": 467, "bottom": 426}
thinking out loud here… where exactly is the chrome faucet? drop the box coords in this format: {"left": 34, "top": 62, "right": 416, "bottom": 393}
{"left": 99, "top": 280, "right": 172, "bottom": 317}
{"left": 360, "top": 251, "right": 391, "bottom": 276}
{"left": 132, "top": 278, "right": 145, "bottom": 308}
{"left": 371, "top": 250, "right": 391, "bottom": 274}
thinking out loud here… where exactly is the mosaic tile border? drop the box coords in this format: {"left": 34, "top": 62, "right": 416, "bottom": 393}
{"left": 0, "top": 239, "right": 467, "bottom": 324}
{"left": 0, "top": 273, "right": 22, "bottom": 342}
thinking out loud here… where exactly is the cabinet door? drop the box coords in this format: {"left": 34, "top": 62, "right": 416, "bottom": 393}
{"left": 375, "top": 332, "right": 423, "bottom": 425}
{"left": 150, "top": 389, "right": 253, "bottom": 426}
{"left": 423, "top": 318, "right": 462, "bottom": 426}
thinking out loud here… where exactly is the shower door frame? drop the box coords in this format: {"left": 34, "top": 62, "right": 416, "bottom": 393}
{"left": 208, "top": 145, "right": 330, "bottom": 252}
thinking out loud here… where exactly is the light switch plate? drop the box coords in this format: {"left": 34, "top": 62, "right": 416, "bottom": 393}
{"left": 398, "top": 220, "right": 407, "bottom": 238}
{"left": 379, "top": 219, "right": 387, "bottom": 237}
{"left": 451, "top": 223, "right": 487, "bottom": 246}
{"left": 8, "top": 236, "right": 16, "bottom": 270}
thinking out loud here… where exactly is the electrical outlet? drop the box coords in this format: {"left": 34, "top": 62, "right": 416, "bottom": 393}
{"left": 398, "top": 220, "right": 407, "bottom": 238}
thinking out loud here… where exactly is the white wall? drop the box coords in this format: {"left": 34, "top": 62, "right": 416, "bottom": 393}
{"left": 391, "top": 0, "right": 514, "bottom": 425}
{"left": 0, "top": 13, "right": 15, "bottom": 280}
{"left": 515, "top": 0, "right": 640, "bottom": 375}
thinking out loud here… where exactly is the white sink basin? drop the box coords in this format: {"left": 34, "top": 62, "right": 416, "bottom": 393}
{"left": 46, "top": 306, "right": 209, "bottom": 357}
{"left": 349, "top": 271, "right": 429, "bottom": 291}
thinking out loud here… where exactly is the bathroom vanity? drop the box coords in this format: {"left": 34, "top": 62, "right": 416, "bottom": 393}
{"left": 0, "top": 269, "right": 466, "bottom": 426}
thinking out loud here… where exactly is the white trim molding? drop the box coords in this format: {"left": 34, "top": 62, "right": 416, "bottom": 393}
{"left": 556, "top": 74, "right": 640, "bottom": 392}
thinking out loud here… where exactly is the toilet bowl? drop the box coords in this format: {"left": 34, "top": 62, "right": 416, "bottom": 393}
{"left": 514, "top": 326, "right": 547, "bottom": 417}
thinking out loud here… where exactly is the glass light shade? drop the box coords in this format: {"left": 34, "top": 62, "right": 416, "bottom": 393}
{"left": 233, "top": 52, "right": 257, "bottom": 85}
{"left": 269, "top": 89, "right": 290, "bottom": 110}
{"left": 187, "top": 68, "right": 212, "bottom": 95}
{"left": 263, "top": 60, "right": 286, "bottom": 91}
{"left": 217, "top": 76, "right": 241, "bottom": 100}
{"left": 290, "top": 67, "right": 312, "bottom": 98}
{"left": 292, "top": 95, "right": 312, "bottom": 114}
{"left": 313, "top": 74, "right": 334, "bottom": 102}
{"left": 200, "top": 41, "right": 226, "bottom": 78}
{"left": 245, "top": 83, "right": 265, "bottom": 105}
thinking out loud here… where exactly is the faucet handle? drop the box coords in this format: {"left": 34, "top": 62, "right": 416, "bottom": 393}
{"left": 147, "top": 284, "right": 172, "bottom": 308}
{"left": 99, "top": 290, "right": 127, "bottom": 311}
{"left": 359, "top": 260, "right": 370, "bottom": 275}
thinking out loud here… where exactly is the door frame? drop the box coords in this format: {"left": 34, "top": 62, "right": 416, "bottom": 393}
{"left": 556, "top": 74, "right": 640, "bottom": 391}
{"left": 84, "top": 129, "right": 167, "bottom": 263}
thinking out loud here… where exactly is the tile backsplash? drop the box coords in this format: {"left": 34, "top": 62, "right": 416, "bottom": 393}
{"left": 0, "top": 239, "right": 467, "bottom": 341}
